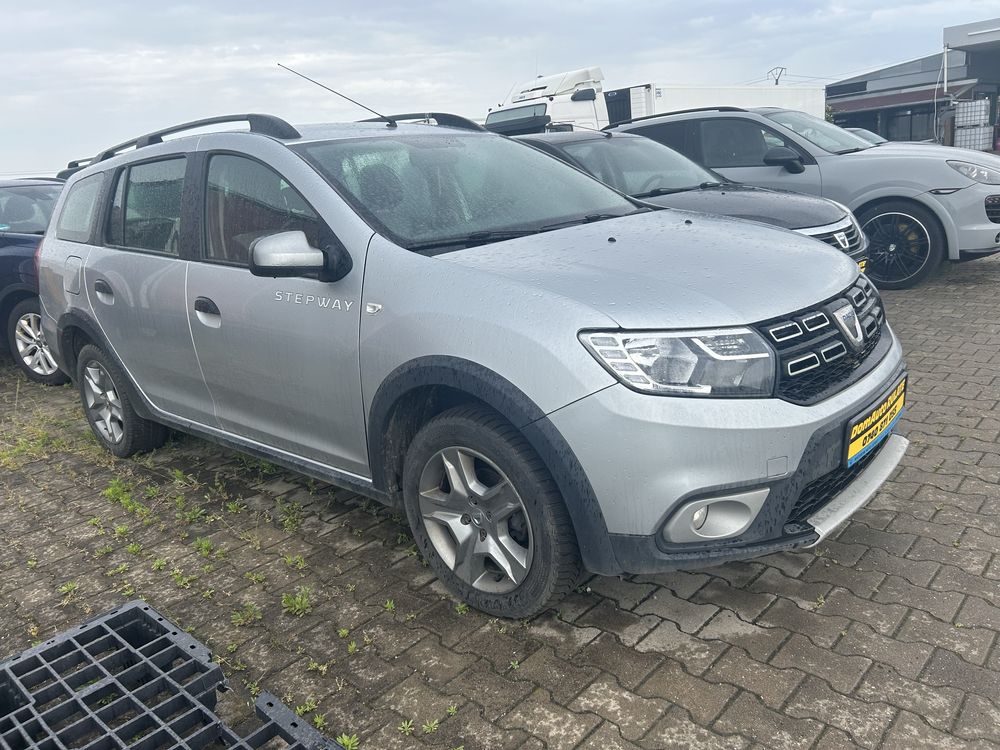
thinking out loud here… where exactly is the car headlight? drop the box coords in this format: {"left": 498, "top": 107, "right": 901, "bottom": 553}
{"left": 580, "top": 328, "right": 775, "bottom": 397}
{"left": 948, "top": 160, "right": 1000, "bottom": 185}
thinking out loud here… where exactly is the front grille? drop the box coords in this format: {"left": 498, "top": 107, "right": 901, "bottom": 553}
{"left": 754, "top": 276, "right": 886, "bottom": 405}
{"left": 809, "top": 220, "right": 865, "bottom": 254}
{"left": 786, "top": 436, "right": 888, "bottom": 525}
{"left": 986, "top": 195, "right": 1000, "bottom": 224}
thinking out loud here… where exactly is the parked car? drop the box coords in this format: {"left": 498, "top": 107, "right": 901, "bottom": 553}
{"left": 613, "top": 107, "right": 1000, "bottom": 288}
{"left": 516, "top": 130, "right": 868, "bottom": 270}
{"left": 40, "top": 113, "right": 908, "bottom": 616}
{"left": 1, "top": 178, "right": 69, "bottom": 384}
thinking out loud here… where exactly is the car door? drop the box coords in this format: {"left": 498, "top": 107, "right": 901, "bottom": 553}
{"left": 692, "top": 118, "right": 823, "bottom": 196}
{"left": 83, "top": 156, "right": 216, "bottom": 424}
{"left": 185, "top": 152, "right": 369, "bottom": 475}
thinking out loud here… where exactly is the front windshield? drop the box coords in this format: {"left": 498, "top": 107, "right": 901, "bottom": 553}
{"left": 0, "top": 184, "right": 62, "bottom": 234}
{"left": 297, "top": 132, "right": 638, "bottom": 249}
{"left": 560, "top": 136, "right": 721, "bottom": 196}
{"left": 485, "top": 103, "right": 546, "bottom": 125}
{"left": 764, "top": 110, "right": 875, "bottom": 154}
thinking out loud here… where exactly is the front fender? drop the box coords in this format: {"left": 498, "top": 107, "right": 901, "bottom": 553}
{"left": 368, "top": 356, "right": 621, "bottom": 575}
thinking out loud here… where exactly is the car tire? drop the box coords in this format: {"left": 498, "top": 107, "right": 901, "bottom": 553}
{"left": 857, "top": 201, "right": 945, "bottom": 289}
{"left": 7, "top": 298, "right": 70, "bottom": 386}
{"left": 402, "top": 405, "right": 581, "bottom": 617}
{"left": 76, "top": 344, "right": 167, "bottom": 457}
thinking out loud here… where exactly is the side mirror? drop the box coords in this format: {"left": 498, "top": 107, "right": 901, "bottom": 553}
{"left": 571, "top": 87, "right": 597, "bottom": 102}
{"left": 763, "top": 146, "right": 805, "bottom": 174}
{"left": 249, "top": 230, "right": 352, "bottom": 281}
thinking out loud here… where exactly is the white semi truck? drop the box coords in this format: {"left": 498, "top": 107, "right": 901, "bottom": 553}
{"left": 484, "top": 67, "right": 826, "bottom": 135}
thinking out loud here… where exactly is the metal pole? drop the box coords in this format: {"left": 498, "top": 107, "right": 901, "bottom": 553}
{"left": 943, "top": 44, "right": 949, "bottom": 93}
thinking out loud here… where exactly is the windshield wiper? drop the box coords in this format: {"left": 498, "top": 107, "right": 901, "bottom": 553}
{"left": 698, "top": 181, "right": 725, "bottom": 189}
{"left": 539, "top": 211, "right": 639, "bottom": 231}
{"left": 835, "top": 147, "right": 867, "bottom": 155}
{"left": 632, "top": 187, "right": 694, "bottom": 198}
{"left": 406, "top": 229, "right": 540, "bottom": 252}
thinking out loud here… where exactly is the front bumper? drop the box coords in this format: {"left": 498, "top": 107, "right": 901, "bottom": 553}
{"left": 924, "top": 184, "right": 1000, "bottom": 259}
{"left": 548, "top": 326, "right": 907, "bottom": 573}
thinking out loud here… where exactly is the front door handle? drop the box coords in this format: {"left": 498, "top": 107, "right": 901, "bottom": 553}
{"left": 194, "top": 297, "right": 220, "bottom": 315}
{"left": 93, "top": 279, "right": 114, "bottom": 304}
{"left": 194, "top": 296, "right": 221, "bottom": 328}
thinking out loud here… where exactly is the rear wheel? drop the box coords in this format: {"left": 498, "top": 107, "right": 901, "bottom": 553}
{"left": 858, "top": 201, "right": 944, "bottom": 289}
{"left": 76, "top": 344, "right": 167, "bottom": 457}
{"left": 402, "top": 405, "right": 581, "bottom": 617}
{"left": 7, "top": 298, "right": 69, "bottom": 385}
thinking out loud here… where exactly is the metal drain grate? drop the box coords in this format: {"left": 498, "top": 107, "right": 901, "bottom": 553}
{"left": 0, "top": 601, "right": 342, "bottom": 749}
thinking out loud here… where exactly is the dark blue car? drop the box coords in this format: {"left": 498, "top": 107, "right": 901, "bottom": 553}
{"left": 1, "top": 178, "right": 69, "bottom": 384}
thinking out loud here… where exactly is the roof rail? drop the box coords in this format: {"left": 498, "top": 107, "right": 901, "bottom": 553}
{"left": 605, "top": 105, "right": 748, "bottom": 129}
{"left": 360, "top": 112, "right": 486, "bottom": 132}
{"left": 91, "top": 113, "right": 301, "bottom": 164}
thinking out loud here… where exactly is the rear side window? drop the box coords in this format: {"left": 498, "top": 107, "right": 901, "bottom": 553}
{"left": 107, "top": 158, "right": 186, "bottom": 254}
{"left": 55, "top": 174, "right": 103, "bottom": 243}
{"left": 631, "top": 121, "right": 700, "bottom": 161}
{"left": 204, "top": 154, "right": 327, "bottom": 266}
{"left": 698, "top": 119, "right": 797, "bottom": 168}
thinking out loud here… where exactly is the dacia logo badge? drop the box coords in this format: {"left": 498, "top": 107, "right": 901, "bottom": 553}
{"left": 834, "top": 231, "right": 850, "bottom": 250}
{"left": 831, "top": 302, "right": 864, "bottom": 350}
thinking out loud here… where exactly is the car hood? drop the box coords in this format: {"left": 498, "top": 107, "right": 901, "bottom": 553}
{"left": 847, "top": 142, "right": 1000, "bottom": 164}
{"left": 641, "top": 185, "right": 846, "bottom": 230}
{"left": 442, "top": 210, "right": 858, "bottom": 329}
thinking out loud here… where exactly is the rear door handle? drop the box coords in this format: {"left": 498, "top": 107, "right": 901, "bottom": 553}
{"left": 194, "top": 297, "right": 220, "bottom": 315}
{"left": 93, "top": 279, "right": 114, "bottom": 303}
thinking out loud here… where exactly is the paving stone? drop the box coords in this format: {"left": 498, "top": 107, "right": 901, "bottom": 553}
{"left": 445, "top": 659, "right": 535, "bottom": 721}
{"left": 395, "top": 634, "right": 478, "bottom": 686}
{"left": 921, "top": 649, "right": 1000, "bottom": 701}
{"left": 874, "top": 574, "right": 966, "bottom": 622}
{"left": 756, "top": 597, "right": 850, "bottom": 648}
{"left": 898, "top": 610, "right": 995, "bottom": 667}
{"left": 576, "top": 721, "right": 641, "bottom": 750}
{"left": 691, "top": 579, "right": 776, "bottom": 621}
{"left": 714, "top": 691, "right": 824, "bottom": 750}
{"left": 705, "top": 647, "right": 804, "bottom": 709}
{"left": 633, "top": 588, "right": 719, "bottom": 633}
{"left": 634, "top": 620, "right": 726, "bottom": 675}
{"left": 638, "top": 657, "right": 737, "bottom": 724}
{"left": 822, "top": 587, "right": 908, "bottom": 635}
{"left": 513, "top": 645, "right": 601, "bottom": 706}
{"left": 905, "top": 538, "right": 992, "bottom": 575}
{"left": 785, "top": 676, "right": 895, "bottom": 748}
{"left": 501, "top": 688, "right": 601, "bottom": 750}
{"left": 953, "top": 695, "right": 1000, "bottom": 744}
{"left": 525, "top": 610, "right": 601, "bottom": 656}
{"left": 882, "top": 710, "right": 983, "bottom": 750}
{"left": 955, "top": 595, "right": 1000, "bottom": 631}
{"left": 834, "top": 622, "right": 933, "bottom": 680}
{"left": 771, "top": 634, "right": 871, "bottom": 694}
{"left": 571, "top": 676, "right": 669, "bottom": 740}
{"left": 575, "top": 599, "right": 659, "bottom": 647}
{"left": 856, "top": 547, "right": 939, "bottom": 586}
{"left": 748, "top": 568, "right": 832, "bottom": 607}
{"left": 697, "top": 609, "right": 789, "bottom": 662}
{"left": 801, "top": 558, "right": 886, "bottom": 598}
{"left": 641, "top": 705, "right": 750, "bottom": 750}
{"left": 857, "top": 663, "right": 964, "bottom": 733}
{"left": 585, "top": 576, "right": 657, "bottom": 611}
{"left": 575, "top": 632, "right": 663, "bottom": 690}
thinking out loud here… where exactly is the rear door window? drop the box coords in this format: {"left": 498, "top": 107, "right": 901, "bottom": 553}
{"left": 106, "top": 158, "right": 186, "bottom": 255}
{"left": 697, "top": 119, "right": 798, "bottom": 168}
{"left": 55, "top": 174, "right": 104, "bottom": 243}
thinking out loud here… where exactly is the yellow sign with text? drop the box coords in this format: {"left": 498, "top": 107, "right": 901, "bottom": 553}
{"left": 846, "top": 377, "right": 906, "bottom": 466}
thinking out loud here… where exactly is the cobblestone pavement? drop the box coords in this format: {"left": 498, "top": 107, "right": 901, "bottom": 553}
{"left": 1, "top": 257, "right": 999, "bottom": 749}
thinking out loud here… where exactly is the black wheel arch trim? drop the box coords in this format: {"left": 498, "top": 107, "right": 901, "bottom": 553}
{"left": 367, "top": 355, "right": 620, "bottom": 575}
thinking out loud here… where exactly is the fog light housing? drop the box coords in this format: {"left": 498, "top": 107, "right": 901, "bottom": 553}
{"left": 662, "top": 488, "right": 770, "bottom": 544}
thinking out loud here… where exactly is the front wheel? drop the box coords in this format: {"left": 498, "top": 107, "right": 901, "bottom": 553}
{"left": 76, "top": 344, "right": 167, "bottom": 457}
{"left": 402, "top": 405, "right": 581, "bottom": 617}
{"left": 7, "top": 298, "right": 69, "bottom": 385}
{"left": 858, "top": 201, "right": 945, "bottom": 289}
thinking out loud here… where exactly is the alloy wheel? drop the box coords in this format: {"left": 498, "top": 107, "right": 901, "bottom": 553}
{"left": 83, "top": 362, "right": 125, "bottom": 444}
{"left": 14, "top": 312, "right": 59, "bottom": 377}
{"left": 862, "top": 212, "right": 931, "bottom": 286}
{"left": 417, "top": 446, "right": 533, "bottom": 594}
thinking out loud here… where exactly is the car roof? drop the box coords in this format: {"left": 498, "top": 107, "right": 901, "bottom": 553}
{"left": 515, "top": 131, "right": 643, "bottom": 145}
{"left": 0, "top": 178, "right": 64, "bottom": 189}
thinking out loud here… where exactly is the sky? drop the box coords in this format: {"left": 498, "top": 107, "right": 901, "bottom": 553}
{"left": 2, "top": 0, "right": 996, "bottom": 174}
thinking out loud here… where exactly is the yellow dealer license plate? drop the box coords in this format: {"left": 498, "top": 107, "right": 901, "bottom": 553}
{"left": 857, "top": 259, "right": 868, "bottom": 273}
{"left": 845, "top": 376, "right": 906, "bottom": 467}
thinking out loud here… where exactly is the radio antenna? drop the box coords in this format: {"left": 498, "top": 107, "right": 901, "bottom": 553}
{"left": 277, "top": 63, "right": 396, "bottom": 128}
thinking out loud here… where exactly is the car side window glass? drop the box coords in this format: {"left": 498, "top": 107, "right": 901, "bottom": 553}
{"left": 699, "top": 120, "right": 794, "bottom": 168}
{"left": 633, "top": 122, "right": 697, "bottom": 160}
{"left": 108, "top": 158, "right": 186, "bottom": 254}
{"left": 205, "top": 155, "right": 327, "bottom": 266}
{"left": 55, "top": 174, "right": 103, "bottom": 243}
